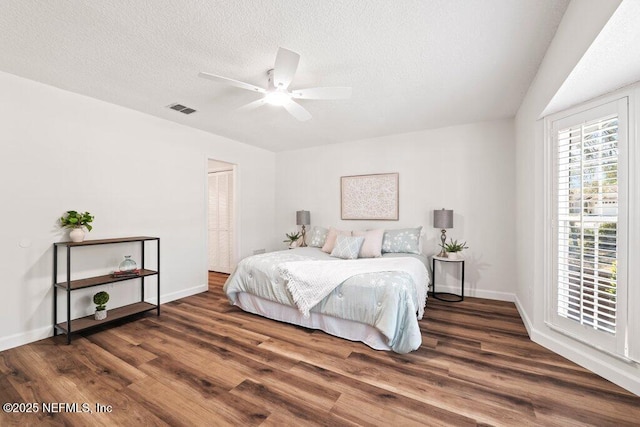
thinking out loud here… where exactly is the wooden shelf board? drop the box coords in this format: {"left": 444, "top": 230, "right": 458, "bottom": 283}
{"left": 55, "top": 269, "right": 158, "bottom": 290}
{"left": 55, "top": 236, "right": 159, "bottom": 247}
{"left": 56, "top": 302, "right": 157, "bottom": 334}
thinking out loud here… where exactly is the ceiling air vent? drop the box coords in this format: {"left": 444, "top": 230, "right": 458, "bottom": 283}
{"left": 167, "top": 103, "right": 197, "bottom": 115}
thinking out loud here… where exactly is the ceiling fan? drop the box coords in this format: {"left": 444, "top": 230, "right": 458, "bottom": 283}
{"left": 199, "top": 47, "right": 352, "bottom": 121}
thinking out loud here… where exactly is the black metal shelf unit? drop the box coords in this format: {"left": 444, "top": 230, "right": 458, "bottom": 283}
{"left": 53, "top": 236, "right": 160, "bottom": 344}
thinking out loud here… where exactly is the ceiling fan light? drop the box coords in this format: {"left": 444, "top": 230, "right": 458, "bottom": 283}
{"left": 264, "top": 91, "right": 291, "bottom": 106}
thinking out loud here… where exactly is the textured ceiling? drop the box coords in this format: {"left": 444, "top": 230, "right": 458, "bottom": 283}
{"left": 0, "top": 0, "right": 569, "bottom": 152}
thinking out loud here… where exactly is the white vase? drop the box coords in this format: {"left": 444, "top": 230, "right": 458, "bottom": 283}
{"left": 447, "top": 252, "right": 460, "bottom": 260}
{"left": 95, "top": 309, "right": 107, "bottom": 321}
{"left": 69, "top": 227, "right": 85, "bottom": 243}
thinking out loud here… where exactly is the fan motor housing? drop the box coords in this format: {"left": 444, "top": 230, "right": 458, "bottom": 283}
{"left": 266, "top": 69, "right": 276, "bottom": 91}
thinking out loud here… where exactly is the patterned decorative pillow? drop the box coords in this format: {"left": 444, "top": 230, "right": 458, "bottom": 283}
{"left": 331, "top": 235, "right": 365, "bottom": 260}
{"left": 352, "top": 229, "right": 384, "bottom": 258}
{"left": 321, "top": 227, "right": 351, "bottom": 253}
{"left": 308, "top": 226, "right": 329, "bottom": 248}
{"left": 381, "top": 226, "right": 423, "bottom": 254}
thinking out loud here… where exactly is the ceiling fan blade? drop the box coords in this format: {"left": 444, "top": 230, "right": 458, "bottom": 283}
{"left": 198, "top": 72, "right": 265, "bottom": 93}
{"left": 291, "top": 87, "right": 352, "bottom": 100}
{"left": 273, "top": 47, "right": 300, "bottom": 90}
{"left": 236, "top": 98, "right": 266, "bottom": 112}
{"left": 283, "top": 100, "right": 312, "bottom": 121}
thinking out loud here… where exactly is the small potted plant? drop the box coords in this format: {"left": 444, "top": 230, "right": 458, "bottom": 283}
{"left": 283, "top": 231, "right": 301, "bottom": 249}
{"left": 440, "top": 239, "right": 468, "bottom": 260}
{"left": 93, "top": 291, "right": 110, "bottom": 320}
{"left": 59, "top": 210, "right": 94, "bottom": 242}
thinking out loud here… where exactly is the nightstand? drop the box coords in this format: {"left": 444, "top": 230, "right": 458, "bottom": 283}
{"left": 431, "top": 255, "right": 465, "bottom": 302}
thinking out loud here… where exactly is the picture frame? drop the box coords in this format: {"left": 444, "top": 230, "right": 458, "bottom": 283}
{"left": 341, "top": 173, "right": 399, "bottom": 220}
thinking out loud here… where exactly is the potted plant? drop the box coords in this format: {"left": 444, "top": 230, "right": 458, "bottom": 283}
{"left": 440, "top": 239, "right": 468, "bottom": 260}
{"left": 59, "top": 210, "right": 94, "bottom": 242}
{"left": 93, "top": 291, "right": 110, "bottom": 320}
{"left": 283, "top": 231, "right": 301, "bottom": 249}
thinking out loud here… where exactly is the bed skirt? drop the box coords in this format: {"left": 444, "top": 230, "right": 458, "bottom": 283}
{"left": 235, "top": 292, "right": 391, "bottom": 351}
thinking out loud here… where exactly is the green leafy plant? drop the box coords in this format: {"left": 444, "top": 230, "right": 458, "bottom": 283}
{"left": 93, "top": 291, "right": 110, "bottom": 311}
{"left": 283, "top": 231, "right": 301, "bottom": 244}
{"left": 440, "top": 238, "right": 468, "bottom": 253}
{"left": 59, "top": 210, "right": 94, "bottom": 232}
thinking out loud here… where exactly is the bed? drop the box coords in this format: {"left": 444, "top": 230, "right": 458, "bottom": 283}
{"left": 223, "top": 246, "right": 430, "bottom": 353}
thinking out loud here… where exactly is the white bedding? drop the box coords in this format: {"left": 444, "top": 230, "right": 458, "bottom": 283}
{"left": 223, "top": 247, "right": 430, "bottom": 353}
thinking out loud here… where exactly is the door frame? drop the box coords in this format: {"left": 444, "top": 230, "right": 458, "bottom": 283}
{"left": 206, "top": 157, "right": 239, "bottom": 273}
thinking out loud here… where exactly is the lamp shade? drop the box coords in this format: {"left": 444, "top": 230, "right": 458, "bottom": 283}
{"left": 296, "top": 210, "right": 310, "bottom": 226}
{"left": 433, "top": 209, "right": 453, "bottom": 229}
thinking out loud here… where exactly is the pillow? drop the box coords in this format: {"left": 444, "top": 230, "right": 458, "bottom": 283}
{"left": 352, "top": 229, "right": 384, "bottom": 258}
{"left": 381, "top": 226, "right": 423, "bottom": 254}
{"left": 330, "top": 235, "right": 365, "bottom": 260}
{"left": 321, "top": 227, "right": 351, "bottom": 253}
{"left": 308, "top": 226, "right": 329, "bottom": 248}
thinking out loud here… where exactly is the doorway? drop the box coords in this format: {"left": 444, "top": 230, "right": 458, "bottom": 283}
{"left": 208, "top": 159, "right": 236, "bottom": 273}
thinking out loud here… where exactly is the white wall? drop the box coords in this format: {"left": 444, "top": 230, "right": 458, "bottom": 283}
{"left": 0, "top": 71, "right": 277, "bottom": 351}
{"left": 515, "top": 0, "right": 622, "bottom": 319}
{"left": 275, "top": 119, "right": 516, "bottom": 300}
{"left": 514, "top": 0, "right": 640, "bottom": 395}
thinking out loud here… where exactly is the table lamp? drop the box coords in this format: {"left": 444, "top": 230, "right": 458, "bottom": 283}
{"left": 296, "top": 210, "right": 310, "bottom": 247}
{"left": 433, "top": 208, "right": 453, "bottom": 257}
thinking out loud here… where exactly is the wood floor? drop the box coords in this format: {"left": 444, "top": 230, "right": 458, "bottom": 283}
{"left": 1, "top": 272, "right": 639, "bottom": 426}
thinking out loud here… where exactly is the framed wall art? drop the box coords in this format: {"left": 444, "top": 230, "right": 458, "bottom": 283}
{"left": 341, "top": 173, "right": 399, "bottom": 220}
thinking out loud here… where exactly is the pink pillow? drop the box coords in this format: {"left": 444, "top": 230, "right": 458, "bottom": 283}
{"left": 352, "top": 229, "right": 384, "bottom": 258}
{"left": 321, "top": 227, "right": 351, "bottom": 253}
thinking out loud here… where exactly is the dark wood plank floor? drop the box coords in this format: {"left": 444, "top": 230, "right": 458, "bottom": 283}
{"left": 1, "top": 272, "right": 638, "bottom": 426}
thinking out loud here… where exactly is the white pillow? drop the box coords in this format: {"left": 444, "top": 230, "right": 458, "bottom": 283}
{"left": 321, "top": 227, "right": 351, "bottom": 253}
{"left": 331, "top": 235, "right": 365, "bottom": 260}
{"left": 381, "top": 226, "right": 423, "bottom": 254}
{"left": 352, "top": 229, "right": 384, "bottom": 258}
{"left": 308, "top": 226, "right": 329, "bottom": 248}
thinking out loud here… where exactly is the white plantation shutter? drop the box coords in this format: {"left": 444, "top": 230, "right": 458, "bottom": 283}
{"left": 551, "top": 98, "right": 628, "bottom": 356}
{"left": 556, "top": 115, "right": 618, "bottom": 333}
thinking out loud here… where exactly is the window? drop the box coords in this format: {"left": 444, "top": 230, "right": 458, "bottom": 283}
{"left": 549, "top": 98, "right": 628, "bottom": 356}
{"left": 557, "top": 114, "right": 618, "bottom": 332}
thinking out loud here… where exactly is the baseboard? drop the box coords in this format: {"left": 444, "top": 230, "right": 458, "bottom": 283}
{"left": 432, "top": 285, "right": 515, "bottom": 302}
{"left": 529, "top": 326, "right": 640, "bottom": 396}
{"left": 0, "top": 325, "right": 52, "bottom": 352}
{"left": 513, "top": 295, "right": 533, "bottom": 337}
{"left": 512, "top": 295, "right": 640, "bottom": 396}
{"left": 146, "top": 283, "right": 208, "bottom": 305}
{"left": 0, "top": 283, "right": 208, "bottom": 352}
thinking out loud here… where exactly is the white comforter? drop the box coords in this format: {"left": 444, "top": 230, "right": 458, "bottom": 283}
{"left": 224, "top": 248, "right": 430, "bottom": 353}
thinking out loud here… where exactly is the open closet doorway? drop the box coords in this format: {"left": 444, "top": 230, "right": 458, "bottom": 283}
{"left": 208, "top": 159, "right": 236, "bottom": 274}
